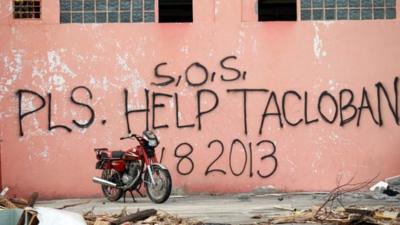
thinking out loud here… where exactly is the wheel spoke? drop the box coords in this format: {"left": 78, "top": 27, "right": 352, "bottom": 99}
{"left": 147, "top": 168, "right": 171, "bottom": 202}
{"left": 101, "top": 169, "right": 122, "bottom": 201}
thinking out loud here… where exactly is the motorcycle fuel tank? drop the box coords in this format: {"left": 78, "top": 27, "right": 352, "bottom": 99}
{"left": 111, "top": 160, "right": 125, "bottom": 172}
{"left": 126, "top": 146, "right": 144, "bottom": 160}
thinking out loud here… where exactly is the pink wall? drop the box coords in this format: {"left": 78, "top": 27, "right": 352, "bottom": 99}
{"left": 1, "top": 0, "right": 400, "bottom": 199}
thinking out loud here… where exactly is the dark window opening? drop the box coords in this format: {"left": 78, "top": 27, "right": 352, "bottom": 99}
{"left": 159, "top": 0, "right": 192, "bottom": 23}
{"left": 14, "top": 0, "right": 41, "bottom": 19}
{"left": 258, "top": 0, "right": 297, "bottom": 21}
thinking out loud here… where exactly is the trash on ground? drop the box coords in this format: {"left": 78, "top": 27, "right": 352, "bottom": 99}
{"left": 36, "top": 207, "right": 87, "bottom": 225}
{"left": 84, "top": 208, "right": 203, "bottom": 225}
{"left": 370, "top": 175, "right": 400, "bottom": 197}
{"left": 256, "top": 206, "right": 400, "bottom": 225}
{"left": 0, "top": 191, "right": 40, "bottom": 225}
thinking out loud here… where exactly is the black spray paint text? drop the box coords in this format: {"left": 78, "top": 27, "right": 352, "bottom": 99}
{"left": 16, "top": 77, "right": 400, "bottom": 137}
{"left": 14, "top": 56, "right": 400, "bottom": 179}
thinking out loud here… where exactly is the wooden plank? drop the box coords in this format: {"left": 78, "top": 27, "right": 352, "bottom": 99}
{"left": 110, "top": 209, "right": 157, "bottom": 225}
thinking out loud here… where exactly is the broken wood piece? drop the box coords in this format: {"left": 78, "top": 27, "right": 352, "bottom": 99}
{"left": 0, "top": 197, "right": 17, "bottom": 208}
{"left": 10, "top": 198, "right": 28, "bottom": 205}
{"left": 119, "top": 206, "right": 128, "bottom": 218}
{"left": 385, "top": 175, "right": 400, "bottom": 186}
{"left": 17, "top": 209, "right": 39, "bottom": 225}
{"left": 251, "top": 214, "right": 262, "bottom": 219}
{"left": 110, "top": 209, "right": 157, "bottom": 225}
{"left": 27, "top": 213, "right": 39, "bottom": 225}
{"left": 268, "top": 215, "right": 297, "bottom": 224}
{"left": 28, "top": 192, "right": 39, "bottom": 207}
{"left": 348, "top": 213, "right": 362, "bottom": 222}
{"left": 143, "top": 215, "right": 158, "bottom": 223}
{"left": 119, "top": 223, "right": 132, "bottom": 225}
{"left": 94, "top": 218, "right": 111, "bottom": 225}
{"left": 83, "top": 206, "right": 96, "bottom": 217}
{"left": 267, "top": 211, "right": 315, "bottom": 224}
{"left": 10, "top": 198, "right": 29, "bottom": 208}
{"left": 273, "top": 205, "right": 296, "bottom": 211}
{"left": 374, "top": 211, "right": 400, "bottom": 220}
{"left": 0, "top": 187, "right": 9, "bottom": 197}
{"left": 56, "top": 200, "right": 91, "bottom": 210}
{"left": 345, "top": 208, "right": 375, "bottom": 216}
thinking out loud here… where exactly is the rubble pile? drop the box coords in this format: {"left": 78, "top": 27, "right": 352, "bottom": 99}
{"left": 0, "top": 192, "right": 40, "bottom": 225}
{"left": 257, "top": 206, "right": 400, "bottom": 225}
{"left": 0, "top": 191, "right": 202, "bottom": 225}
{"left": 257, "top": 175, "right": 400, "bottom": 225}
{"left": 84, "top": 208, "right": 203, "bottom": 225}
{"left": 0, "top": 175, "right": 399, "bottom": 225}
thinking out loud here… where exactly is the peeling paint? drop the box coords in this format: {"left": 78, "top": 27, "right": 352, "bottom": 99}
{"left": 116, "top": 53, "right": 130, "bottom": 71}
{"left": 37, "top": 148, "right": 49, "bottom": 159}
{"left": 114, "top": 53, "right": 147, "bottom": 100}
{"left": 90, "top": 76, "right": 110, "bottom": 91}
{"left": 4, "top": 50, "right": 23, "bottom": 77}
{"left": 50, "top": 75, "right": 66, "bottom": 92}
{"left": 312, "top": 23, "right": 328, "bottom": 62}
{"left": 21, "top": 94, "right": 37, "bottom": 113}
{"left": 180, "top": 46, "right": 189, "bottom": 55}
{"left": 311, "top": 150, "right": 322, "bottom": 175}
{"left": 47, "top": 50, "right": 77, "bottom": 78}
{"left": 215, "top": 0, "right": 221, "bottom": 15}
{"left": 0, "top": 50, "right": 24, "bottom": 102}
{"left": 313, "top": 24, "right": 323, "bottom": 60}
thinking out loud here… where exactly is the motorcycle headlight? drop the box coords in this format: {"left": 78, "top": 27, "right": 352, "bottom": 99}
{"left": 143, "top": 130, "right": 159, "bottom": 147}
{"left": 148, "top": 139, "right": 158, "bottom": 147}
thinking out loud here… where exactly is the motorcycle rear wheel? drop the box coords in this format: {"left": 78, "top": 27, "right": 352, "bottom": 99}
{"left": 145, "top": 165, "right": 172, "bottom": 204}
{"left": 101, "top": 169, "right": 123, "bottom": 202}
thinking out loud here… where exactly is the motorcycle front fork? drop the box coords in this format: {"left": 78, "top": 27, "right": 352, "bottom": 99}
{"left": 147, "top": 165, "right": 156, "bottom": 186}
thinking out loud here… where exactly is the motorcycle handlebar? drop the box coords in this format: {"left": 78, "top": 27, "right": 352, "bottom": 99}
{"left": 120, "top": 133, "right": 140, "bottom": 140}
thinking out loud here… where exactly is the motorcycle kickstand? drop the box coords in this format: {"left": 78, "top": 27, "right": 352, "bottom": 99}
{"left": 136, "top": 189, "right": 144, "bottom": 197}
{"left": 123, "top": 190, "right": 136, "bottom": 203}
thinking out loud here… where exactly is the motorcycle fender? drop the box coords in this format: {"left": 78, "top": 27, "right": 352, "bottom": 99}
{"left": 142, "top": 164, "right": 166, "bottom": 180}
{"left": 150, "top": 163, "right": 167, "bottom": 170}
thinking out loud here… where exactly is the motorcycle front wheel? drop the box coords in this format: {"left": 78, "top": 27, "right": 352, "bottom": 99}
{"left": 144, "top": 165, "right": 172, "bottom": 204}
{"left": 101, "top": 169, "right": 123, "bottom": 202}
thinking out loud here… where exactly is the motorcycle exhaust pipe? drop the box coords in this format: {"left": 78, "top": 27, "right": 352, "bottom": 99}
{"left": 92, "top": 177, "right": 117, "bottom": 187}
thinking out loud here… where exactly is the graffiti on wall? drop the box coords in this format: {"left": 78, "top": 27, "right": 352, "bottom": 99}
{"left": 15, "top": 55, "right": 400, "bottom": 178}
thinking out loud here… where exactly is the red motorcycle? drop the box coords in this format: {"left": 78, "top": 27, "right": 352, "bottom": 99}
{"left": 92, "top": 130, "right": 172, "bottom": 204}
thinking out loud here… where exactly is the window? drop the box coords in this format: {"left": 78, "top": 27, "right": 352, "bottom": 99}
{"left": 60, "top": 0, "right": 155, "bottom": 23}
{"left": 158, "top": 0, "right": 192, "bottom": 23}
{"left": 258, "top": 0, "right": 297, "bottom": 21}
{"left": 301, "top": 0, "right": 397, "bottom": 21}
{"left": 14, "top": 0, "right": 41, "bottom": 19}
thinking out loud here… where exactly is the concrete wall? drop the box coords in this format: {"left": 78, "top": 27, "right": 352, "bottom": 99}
{"left": 1, "top": 0, "right": 400, "bottom": 199}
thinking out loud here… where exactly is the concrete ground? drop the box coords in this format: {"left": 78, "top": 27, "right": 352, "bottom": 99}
{"left": 36, "top": 192, "right": 400, "bottom": 225}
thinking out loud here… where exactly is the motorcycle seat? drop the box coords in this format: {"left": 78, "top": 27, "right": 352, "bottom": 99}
{"left": 111, "top": 151, "right": 125, "bottom": 159}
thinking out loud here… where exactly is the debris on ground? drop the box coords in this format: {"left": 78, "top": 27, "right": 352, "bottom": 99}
{"left": 36, "top": 207, "right": 87, "bottom": 225}
{"left": 83, "top": 208, "right": 203, "bottom": 225}
{"left": 0, "top": 189, "right": 202, "bottom": 225}
{"left": 0, "top": 189, "right": 88, "bottom": 225}
{"left": 1, "top": 175, "right": 400, "bottom": 225}
{"left": 370, "top": 175, "right": 400, "bottom": 198}
{"left": 256, "top": 175, "right": 400, "bottom": 225}
{"left": 0, "top": 189, "right": 40, "bottom": 225}
{"left": 256, "top": 206, "right": 400, "bottom": 224}
{"left": 273, "top": 205, "right": 297, "bottom": 212}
